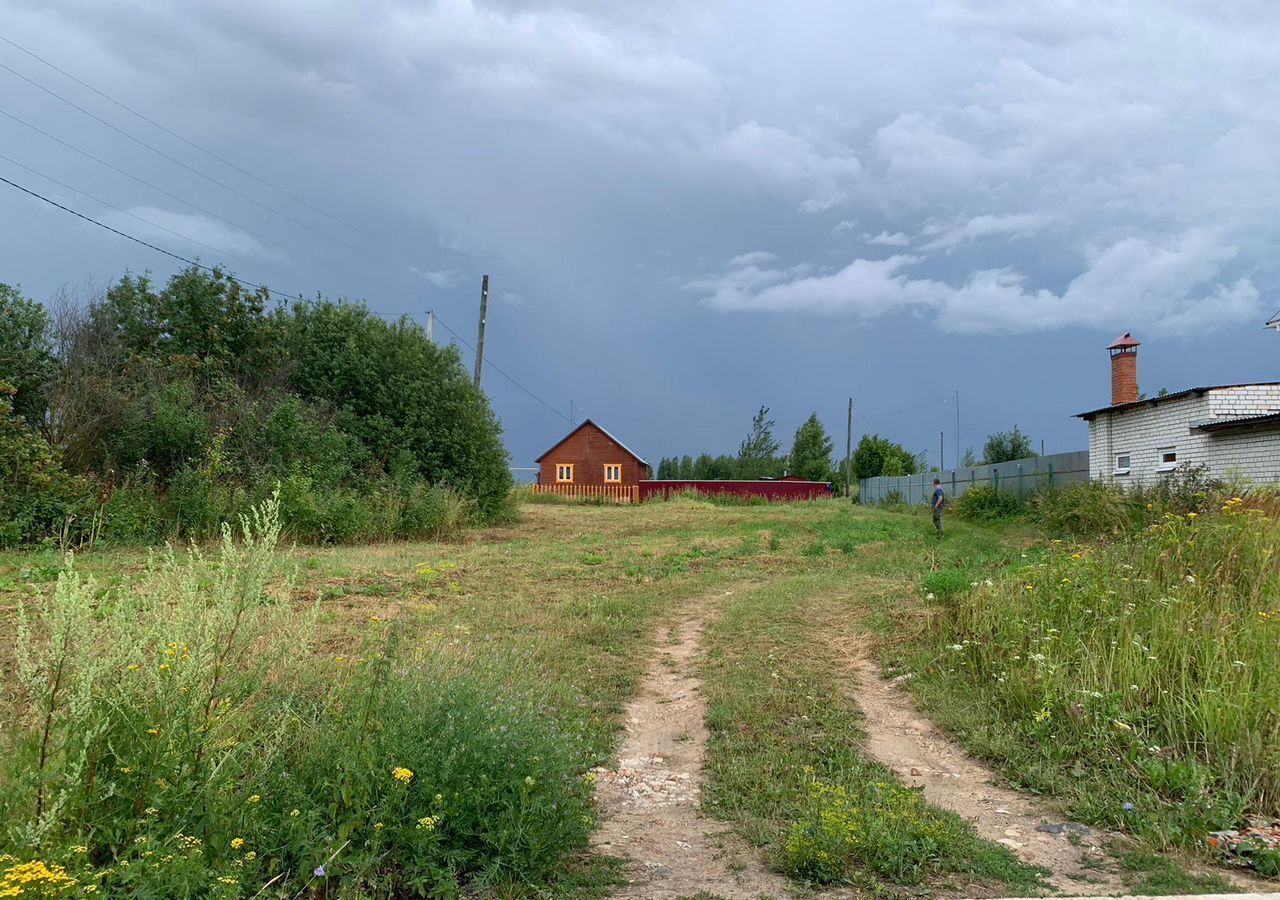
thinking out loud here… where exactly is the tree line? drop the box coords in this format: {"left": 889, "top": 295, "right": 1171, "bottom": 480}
{"left": 654, "top": 408, "right": 1040, "bottom": 486}
{"left": 0, "top": 267, "right": 512, "bottom": 547}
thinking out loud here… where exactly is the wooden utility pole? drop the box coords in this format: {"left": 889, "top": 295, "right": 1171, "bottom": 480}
{"left": 426, "top": 308, "right": 434, "bottom": 343}
{"left": 940, "top": 430, "right": 945, "bottom": 473}
{"left": 844, "top": 397, "right": 853, "bottom": 499}
{"left": 473, "top": 275, "right": 489, "bottom": 387}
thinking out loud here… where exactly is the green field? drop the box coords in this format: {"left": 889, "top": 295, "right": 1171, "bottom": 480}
{"left": 1, "top": 496, "right": 1274, "bottom": 897}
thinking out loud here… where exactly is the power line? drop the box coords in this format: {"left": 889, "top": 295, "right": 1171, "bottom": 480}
{"left": 0, "top": 152, "right": 306, "bottom": 289}
{"left": 0, "top": 105, "right": 322, "bottom": 265}
{"left": 0, "top": 32, "right": 407, "bottom": 254}
{"left": 0, "top": 59, "right": 406, "bottom": 267}
{"left": 1, "top": 173, "right": 305, "bottom": 302}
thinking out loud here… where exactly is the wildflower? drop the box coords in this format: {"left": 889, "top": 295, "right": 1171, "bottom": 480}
{"left": 146, "top": 728, "right": 159, "bottom": 735}
{"left": 71, "top": 846, "right": 87, "bottom": 854}
{"left": 126, "top": 664, "right": 140, "bottom": 672}
{"left": 230, "top": 838, "right": 245, "bottom": 850}
{"left": 84, "top": 887, "right": 98, "bottom": 894}
{"left": 218, "top": 876, "right": 239, "bottom": 885}
{"left": 158, "top": 663, "right": 170, "bottom": 671}
{"left": 290, "top": 809, "right": 300, "bottom": 817}
{"left": 374, "top": 822, "right": 384, "bottom": 830}
{"left": 416, "top": 816, "right": 438, "bottom": 831}
{"left": 1187, "top": 512, "right": 1198, "bottom": 518}
{"left": 244, "top": 852, "right": 256, "bottom": 861}
{"left": 1185, "top": 574, "right": 1197, "bottom": 584}
{"left": 314, "top": 865, "right": 326, "bottom": 877}
{"left": 1123, "top": 802, "right": 1135, "bottom": 811}
{"left": 118, "top": 767, "right": 133, "bottom": 774}
{"left": 524, "top": 775, "right": 536, "bottom": 787}
{"left": 392, "top": 767, "right": 414, "bottom": 783}
{"left": 247, "top": 794, "right": 261, "bottom": 804}
{"left": 144, "top": 807, "right": 158, "bottom": 816}
{"left": 925, "top": 592, "right": 936, "bottom": 601}
{"left": 369, "top": 616, "right": 381, "bottom": 623}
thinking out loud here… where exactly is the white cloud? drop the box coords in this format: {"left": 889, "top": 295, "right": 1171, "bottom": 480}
{"left": 409, "top": 266, "right": 458, "bottom": 287}
{"left": 705, "top": 120, "right": 862, "bottom": 213}
{"left": 728, "top": 250, "right": 777, "bottom": 267}
{"left": 862, "top": 231, "right": 911, "bottom": 247}
{"left": 917, "top": 212, "right": 1052, "bottom": 252}
{"left": 98, "top": 207, "right": 270, "bottom": 259}
{"left": 831, "top": 219, "right": 858, "bottom": 236}
{"left": 693, "top": 229, "right": 1263, "bottom": 336}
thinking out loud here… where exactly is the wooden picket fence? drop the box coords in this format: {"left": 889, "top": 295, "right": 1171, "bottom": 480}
{"left": 530, "top": 483, "right": 639, "bottom": 503}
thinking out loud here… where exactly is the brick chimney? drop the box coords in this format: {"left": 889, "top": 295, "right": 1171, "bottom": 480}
{"left": 1107, "top": 332, "right": 1141, "bottom": 405}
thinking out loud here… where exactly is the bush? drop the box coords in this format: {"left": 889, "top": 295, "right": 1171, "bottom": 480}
{"left": 0, "top": 496, "right": 594, "bottom": 896}
{"left": 921, "top": 570, "right": 974, "bottom": 600}
{"left": 951, "top": 484, "right": 1024, "bottom": 521}
{"left": 1031, "top": 481, "right": 1134, "bottom": 537}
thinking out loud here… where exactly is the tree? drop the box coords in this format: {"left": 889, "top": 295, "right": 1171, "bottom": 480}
{"left": 982, "top": 426, "right": 1037, "bottom": 465}
{"left": 677, "top": 455, "right": 694, "bottom": 478}
{"left": 692, "top": 454, "right": 714, "bottom": 479}
{"left": 737, "top": 406, "right": 781, "bottom": 480}
{"left": 0, "top": 284, "right": 56, "bottom": 429}
{"left": 656, "top": 457, "right": 676, "bottom": 479}
{"left": 790, "top": 413, "right": 835, "bottom": 482}
{"left": 961, "top": 447, "right": 979, "bottom": 468}
{"left": 852, "top": 434, "right": 918, "bottom": 480}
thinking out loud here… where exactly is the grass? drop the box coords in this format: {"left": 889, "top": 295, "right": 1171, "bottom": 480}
{"left": 1, "top": 494, "right": 1271, "bottom": 895}
{"left": 892, "top": 497, "right": 1280, "bottom": 861}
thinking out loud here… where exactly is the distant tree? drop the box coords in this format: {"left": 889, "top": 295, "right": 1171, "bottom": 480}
{"left": 961, "top": 447, "right": 979, "bottom": 468}
{"left": 708, "top": 454, "right": 738, "bottom": 480}
{"left": 737, "top": 406, "right": 782, "bottom": 480}
{"left": 982, "top": 426, "right": 1037, "bottom": 465}
{"left": 0, "top": 284, "right": 56, "bottom": 429}
{"left": 692, "top": 453, "right": 714, "bottom": 479}
{"left": 678, "top": 455, "right": 695, "bottom": 479}
{"left": 656, "top": 457, "right": 675, "bottom": 479}
{"left": 852, "top": 434, "right": 918, "bottom": 480}
{"left": 790, "top": 413, "right": 835, "bottom": 482}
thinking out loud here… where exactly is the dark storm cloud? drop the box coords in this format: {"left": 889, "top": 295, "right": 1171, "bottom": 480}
{"left": 3, "top": 0, "right": 1279, "bottom": 467}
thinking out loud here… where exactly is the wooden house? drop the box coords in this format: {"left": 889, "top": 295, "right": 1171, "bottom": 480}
{"left": 533, "top": 420, "right": 650, "bottom": 501}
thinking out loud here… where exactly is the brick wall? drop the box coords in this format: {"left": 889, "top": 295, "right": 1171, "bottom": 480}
{"left": 1087, "top": 387, "right": 1280, "bottom": 485}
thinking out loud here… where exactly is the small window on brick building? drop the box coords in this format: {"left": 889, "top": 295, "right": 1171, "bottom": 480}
{"left": 1114, "top": 453, "right": 1131, "bottom": 475}
{"left": 556, "top": 463, "right": 574, "bottom": 483}
{"left": 1157, "top": 447, "right": 1177, "bottom": 473}
{"left": 604, "top": 464, "right": 622, "bottom": 482}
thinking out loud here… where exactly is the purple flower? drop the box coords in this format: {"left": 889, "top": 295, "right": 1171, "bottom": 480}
{"left": 314, "top": 865, "right": 326, "bottom": 877}
{"left": 1122, "top": 802, "right": 1135, "bottom": 811}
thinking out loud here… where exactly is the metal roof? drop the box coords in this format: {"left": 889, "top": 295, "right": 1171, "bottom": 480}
{"left": 1075, "top": 383, "right": 1280, "bottom": 420}
{"left": 1106, "top": 331, "right": 1141, "bottom": 350}
{"left": 534, "top": 418, "right": 649, "bottom": 466}
{"left": 1192, "top": 411, "right": 1280, "bottom": 432}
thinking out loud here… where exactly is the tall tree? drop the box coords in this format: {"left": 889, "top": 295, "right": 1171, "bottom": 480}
{"left": 678, "top": 455, "right": 694, "bottom": 478}
{"left": 852, "top": 434, "right": 918, "bottom": 480}
{"left": 982, "top": 426, "right": 1037, "bottom": 464}
{"left": 0, "top": 284, "right": 55, "bottom": 429}
{"left": 789, "top": 413, "right": 835, "bottom": 482}
{"left": 737, "top": 405, "right": 781, "bottom": 480}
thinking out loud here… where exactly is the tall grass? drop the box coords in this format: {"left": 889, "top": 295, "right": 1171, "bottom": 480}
{"left": 0, "top": 495, "right": 595, "bottom": 896}
{"left": 914, "top": 496, "right": 1280, "bottom": 850}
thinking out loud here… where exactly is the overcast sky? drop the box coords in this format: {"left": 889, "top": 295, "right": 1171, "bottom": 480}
{"left": 3, "top": 0, "right": 1279, "bottom": 471}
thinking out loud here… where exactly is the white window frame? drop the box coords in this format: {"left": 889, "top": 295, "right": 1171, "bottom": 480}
{"left": 603, "top": 463, "right": 622, "bottom": 483}
{"left": 556, "top": 463, "right": 574, "bottom": 483}
{"left": 1156, "top": 447, "right": 1178, "bottom": 473}
{"left": 1114, "top": 453, "right": 1132, "bottom": 476}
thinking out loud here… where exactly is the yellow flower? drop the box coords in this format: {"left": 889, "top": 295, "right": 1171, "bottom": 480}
{"left": 247, "top": 795, "right": 261, "bottom": 804}
{"left": 146, "top": 728, "right": 159, "bottom": 735}
{"left": 217, "top": 876, "right": 239, "bottom": 886}
{"left": 392, "top": 767, "right": 414, "bottom": 783}
{"left": 126, "top": 664, "right": 140, "bottom": 672}
{"left": 369, "top": 615, "right": 381, "bottom": 623}
{"left": 416, "top": 816, "right": 438, "bottom": 831}
{"left": 374, "top": 822, "right": 384, "bottom": 830}
{"left": 230, "top": 838, "right": 245, "bottom": 850}
{"left": 290, "top": 808, "right": 300, "bottom": 817}
{"left": 244, "top": 851, "right": 256, "bottom": 861}
{"left": 158, "top": 663, "right": 170, "bottom": 671}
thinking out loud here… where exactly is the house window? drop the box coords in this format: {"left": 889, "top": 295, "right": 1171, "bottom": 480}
{"left": 1114, "top": 453, "right": 1131, "bottom": 475}
{"left": 604, "top": 464, "right": 622, "bottom": 483}
{"left": 1157, "top": 447, "right": 1178, "bottom": 473}
{"left": 556, "top": 463, "right": 574, "bottom": 483}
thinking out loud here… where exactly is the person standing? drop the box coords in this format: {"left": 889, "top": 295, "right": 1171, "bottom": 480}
{"left": 931, "top": 478, "right": 945, "bottom": 538}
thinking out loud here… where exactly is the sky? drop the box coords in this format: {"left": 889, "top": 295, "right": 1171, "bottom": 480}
{"left": 3, "top": 0, "right": 1279, "bottom": 472}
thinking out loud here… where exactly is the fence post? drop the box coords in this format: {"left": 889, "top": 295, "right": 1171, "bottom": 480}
{"left": 1017, "top": 464, "right": 1024, "bottom": 499}
{"left": 992, "top": 468, "right": 999, "bottom": 492}
{"left": 1047, "top": 462, "right": 1054, "bottom": 490}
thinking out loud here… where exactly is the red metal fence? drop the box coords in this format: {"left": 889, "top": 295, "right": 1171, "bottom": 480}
{"left": 638, "top": 480, "right": 832, "bottom": 502}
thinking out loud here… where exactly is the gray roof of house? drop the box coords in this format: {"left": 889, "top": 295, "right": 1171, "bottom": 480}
{"left": 1075, "top": 383, "right": 1280, "bottom": 420}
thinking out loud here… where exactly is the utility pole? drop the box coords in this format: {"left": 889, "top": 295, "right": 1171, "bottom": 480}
{"left": 954, "top": 389, "right": 960, "bottom": 471}
{"left": 426, "top": 308, "right": 434, "bottom": 343}
{"left": 940, "top": 430, "right": 945, "bottom": 473}
{"left": 844, "top": 397, "right": 853, "bottom": 500}
{"left": 570, "top": 400, "right": 575, "bottom": 426}
{"left": 473, "top": 275, "right": 489, "bottom": 387}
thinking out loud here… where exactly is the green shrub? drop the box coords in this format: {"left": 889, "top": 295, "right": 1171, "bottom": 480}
{"left": 951, "top": 484, "right": 1024, "bottom": 521}
{"left": 1031, "top": 481, "right": 1134, "bottom": 536}
{"left": 877, "top": 489, "right": 905, "bottom": 507}
{"left": 0, "top": 495, "right": 594, "bottom": 896}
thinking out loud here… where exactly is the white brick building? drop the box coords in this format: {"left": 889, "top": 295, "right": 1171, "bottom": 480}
{"left": 1077, "top": 334, "right": 1280, "bottom": 485}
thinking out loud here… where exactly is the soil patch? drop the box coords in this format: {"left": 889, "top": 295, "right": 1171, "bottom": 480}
{"left": 592, "top": 597, "right": 790, "bottom": 899}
